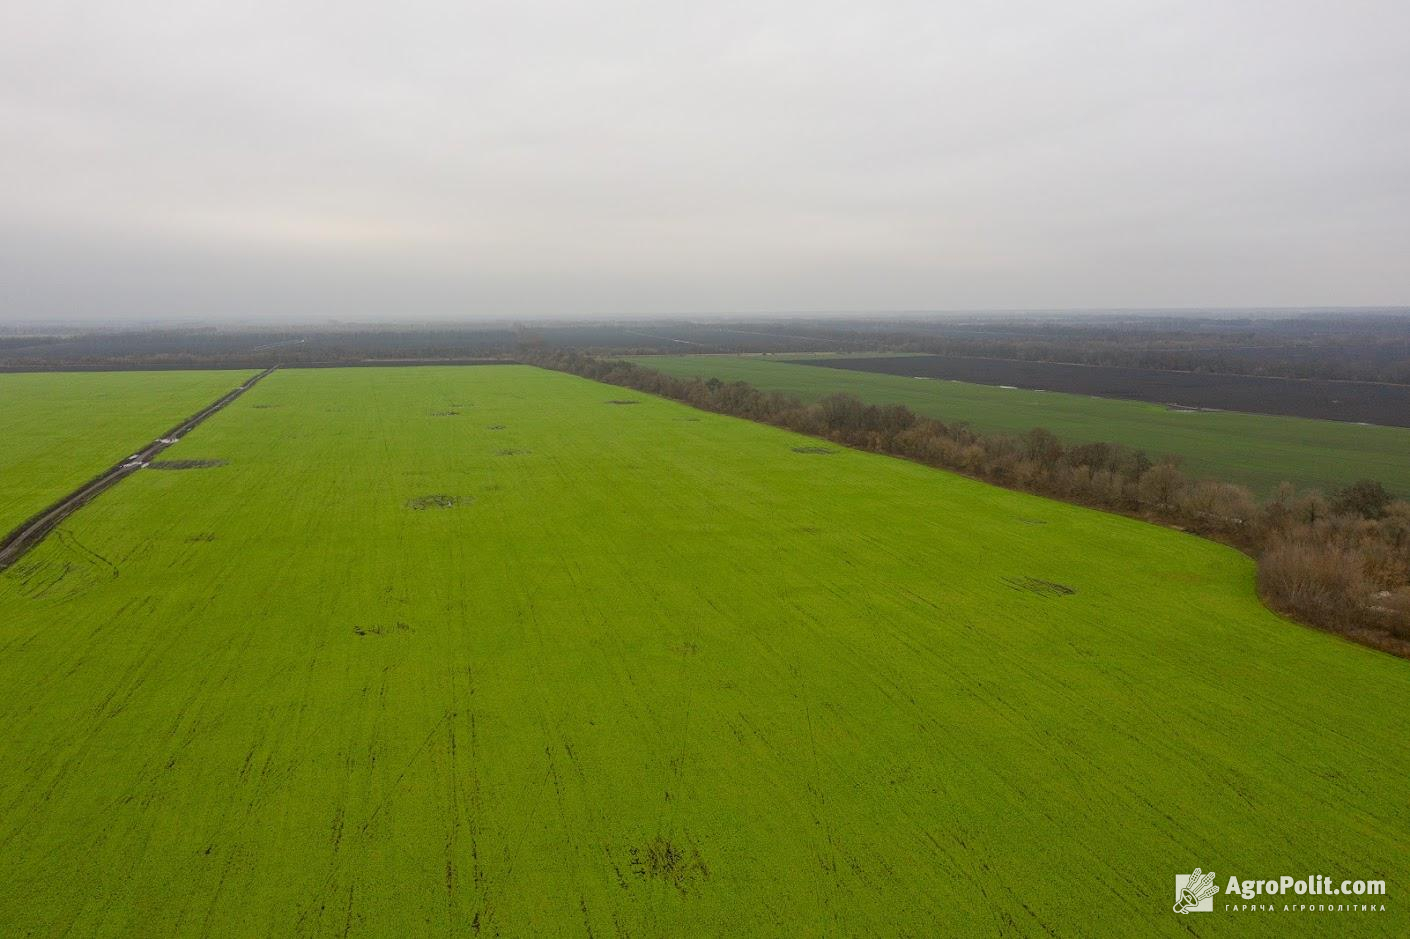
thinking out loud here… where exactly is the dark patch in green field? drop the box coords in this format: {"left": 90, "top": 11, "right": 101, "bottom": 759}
{"left": 352, "top": 622, "right": 413, "bottom": 637}
{"left": 496, "top": 449, "right": 529, "bottom": 456}
{"left": 605, "top": 399, "right": 639, "bottom": 405}
{"left": 250, "top": 403, "right": 281, "bottom": 409}
{"left": 487, "top": 424, "right": 506, "bottom": 430}
{"left": 185, "top": 532, "right": 217, "bottom": 543}
{"left": 791, "top": 446, "right": 835, "bottom": 455}
{"left": 429, "top": 410, "right": 460, "bottom": 417}
{"left": 148, "top": 459, "right": 227, "bottom": 470}
{"left": 629, "top": 836, "right": 709, "bottom": 893}
{"left": 406, "top": 495, "right": 463, "bottom": 510}
{"left": 1002, "top": 576, "right": 1075, "bottom": 597}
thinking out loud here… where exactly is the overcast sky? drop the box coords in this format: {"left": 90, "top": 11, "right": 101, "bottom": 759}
{"left": 2, "top": 1, "right": 1408, "bottom": 322}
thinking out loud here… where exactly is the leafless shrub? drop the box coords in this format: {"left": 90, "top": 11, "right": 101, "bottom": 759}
{"left": 1258, "top": 541, "right": 1366, "bottom": 618}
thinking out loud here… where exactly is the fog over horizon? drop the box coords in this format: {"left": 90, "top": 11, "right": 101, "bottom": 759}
{"left": 3, "top": 1, "right": 1408, "bottom": 324}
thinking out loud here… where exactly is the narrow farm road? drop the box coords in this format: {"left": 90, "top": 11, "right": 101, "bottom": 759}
{"left": 0, "top": 366, "right": 277, "bottom": 571}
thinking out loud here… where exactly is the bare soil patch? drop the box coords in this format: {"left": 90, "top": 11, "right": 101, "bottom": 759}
{"left": 1002, "top": 576, "right": 1076, "bottom": 597}
{"left": 352, "top": 622, "right": 413, "bottom": 637}
{"left": 406, "top": 495, "right": 463, "bottom": 510}
{"left": 147, "top": 459, "right": 228, "bottom": 470}
{"left": 629, "top": 836, "right": 710, "bottom": 893}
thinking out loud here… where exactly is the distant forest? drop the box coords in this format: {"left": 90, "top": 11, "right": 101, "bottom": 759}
{"left": 3, "top": 311, "right": 1409, "bottom": 383}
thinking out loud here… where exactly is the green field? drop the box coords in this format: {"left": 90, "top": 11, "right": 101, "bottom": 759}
{"left": 0, "top": 365, "right": 1406, "bottom": 935}
{"left": 0, "top": 369, "right": 256, "bottom": 535}
{"left": 626, "top": 354, "right": 1410, "bottom": 496}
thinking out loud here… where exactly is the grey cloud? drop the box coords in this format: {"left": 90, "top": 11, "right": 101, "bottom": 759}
{"left": 2, "top": 0, "right": 1407, "bottom": 322}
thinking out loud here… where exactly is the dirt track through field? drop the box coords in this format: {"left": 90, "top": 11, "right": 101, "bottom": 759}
{"left": 0, "top": 367, "right": 276, "bottom": 572}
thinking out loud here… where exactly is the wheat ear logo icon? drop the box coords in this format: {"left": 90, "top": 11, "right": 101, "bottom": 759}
{"left": 1173, "top": 868, "right": 1218, "bottom": 913}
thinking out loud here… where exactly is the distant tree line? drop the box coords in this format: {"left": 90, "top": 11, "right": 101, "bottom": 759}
{"left": 7, "top": 316, "right": 1406, "bottom": 383}
{"left": 526, "top": 350, "right": 1410, "bottom": 658}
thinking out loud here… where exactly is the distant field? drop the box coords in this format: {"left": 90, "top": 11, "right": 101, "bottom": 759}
{"left": 0, "top": 369, "right": 256, "bottom": 535}
{"left": 0, "top": 321, "right": 848, "bottom": 365}
{"left": 798, "top": 354, "right": 1410, "bottom": 427}
{"left": 628, "top": 355, "right": 1410, "bottom": 495}
{"left": 0, "top": 365, "right": 1406, "bottom": 935}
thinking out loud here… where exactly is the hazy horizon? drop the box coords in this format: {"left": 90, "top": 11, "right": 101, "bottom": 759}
{"left": 7, "top": 306, "right": 1410, "bottom": 335}
{"left": 3, "top": 1, "right": 1408, "bottom": 323}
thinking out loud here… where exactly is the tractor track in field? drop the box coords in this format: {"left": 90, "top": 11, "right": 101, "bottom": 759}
{"left": 0, "top": 366, "right": 278, "bottom": 573}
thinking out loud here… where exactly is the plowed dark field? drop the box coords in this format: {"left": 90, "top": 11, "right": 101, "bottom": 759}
{"left": 791, "top": 355, "right": 1410, "bottom": 427}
